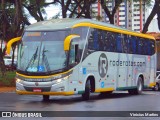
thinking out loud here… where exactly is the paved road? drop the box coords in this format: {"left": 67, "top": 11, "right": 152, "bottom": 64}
{"left": 0, "top": 90, "right": 160, "bottom": 120}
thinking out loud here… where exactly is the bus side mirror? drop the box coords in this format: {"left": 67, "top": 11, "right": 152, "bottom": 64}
{"left": 6, "top": 37, "right": 21, "bottom": 54}
{"left": 64, "top": 34, "right": 80, "bottom": 51}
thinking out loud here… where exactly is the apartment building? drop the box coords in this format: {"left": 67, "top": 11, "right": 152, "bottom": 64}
{"left": 91, "top": 0, "right": 146, "bottom": 32}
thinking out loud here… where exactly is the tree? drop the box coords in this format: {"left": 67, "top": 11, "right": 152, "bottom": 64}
{"left": 142, "top": 0, "right": 160, "bottom": 33}
{"left": 22, "top": 0, "right": 51, "bottom": 22}
{"left": 76, "top": 0, "right": 97, "bottom": 18}
{"left": 100, "top": 0, "right": 151, "bottom": 24}
{"left": 52, "top": 0, "right": 97, "bottom": 18}
{"left": 0, "top": 0, "right": 29, "bottom": 74}
{"left": 100, "top": 0, "right": 122, "bottom": 24}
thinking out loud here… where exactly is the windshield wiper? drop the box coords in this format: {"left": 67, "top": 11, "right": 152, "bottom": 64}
{"left": 42, "top": 47, "right": 50, "bottom": 72}
{"left": 25, "top": 46, "right": 39, "bottom": 71}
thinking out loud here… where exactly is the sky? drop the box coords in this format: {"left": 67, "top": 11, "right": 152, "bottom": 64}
{"left": 29, "top": 2, "right": 60, "bottom": 24}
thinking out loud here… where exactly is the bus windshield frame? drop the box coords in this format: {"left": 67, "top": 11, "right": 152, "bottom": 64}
{"left": 17, "top": 30, "right": 71, "bottom": 75}
{"left": 17, "top": 27, "right": 89, "bottom": 76}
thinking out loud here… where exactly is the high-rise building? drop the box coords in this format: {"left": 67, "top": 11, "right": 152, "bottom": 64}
{"left": 91, "top": 0, "right": 146, "bottom": 32}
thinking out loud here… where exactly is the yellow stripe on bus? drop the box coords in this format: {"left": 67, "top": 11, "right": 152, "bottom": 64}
{"left": 95, "top": 87, "right": 114, "bottom": 93}
{"left": 16, "top": 90, "right": 74, "bottom": 96}
{"left": 149, "top": 82, "right": 156, "bottom": 87}
{"left": 72, "top": 22, "right": 155, "bottom": 40}
{"left": 16, "top": 69, "right": 73, "bottom": 79}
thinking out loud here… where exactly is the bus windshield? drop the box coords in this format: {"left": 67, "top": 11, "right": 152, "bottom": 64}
{"left": 17, "top": 30, "right": 70, "bottom": 73}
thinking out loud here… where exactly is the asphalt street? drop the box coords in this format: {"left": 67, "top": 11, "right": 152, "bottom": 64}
{"left": 0, "top": 90, "right": 160, "bottom": 120}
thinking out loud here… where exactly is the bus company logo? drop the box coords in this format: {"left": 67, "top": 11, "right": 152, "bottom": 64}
{"left": 98, "top": 53, "right": 108, "bottom": 78}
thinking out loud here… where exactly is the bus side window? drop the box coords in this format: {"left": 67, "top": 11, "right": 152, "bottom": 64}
{"left": 88, "top": 29, "right": 100, "bottom": 52}
{"left": 98, "top": 30, "right": 104, "bottom": 51}
{"left": 143, "top": 39, "right": 148, "bottom": 55}
{"left": 147, "top": 40, "right": 151, "bottom": 55}
{"left": 138, "top": 38, "right": 145, "bottom": 55}
{"left": 107, "top": 32, "right": 116, "bottom": 52}
{"left": 93, "top": 29, "right": 99, "bottom": 50}
{"left": 128, "top": 35, "right": 133, "bottom": 54}
{"left": 150, "top": 40, "right": 155, "bottom": 55}
{"left": 131, "top": 36, "right": 137, "bottom": 54}
{"left": 122, "top": 34, "right": 129, "bottom": 53}
{"left": 88, "top": 29, "right": 94, "bottom": 51}
{"left": 116, "top": 33, "right": 123, "bottom": 53}
{"left": 104, "top": 31, "right": 110, "bottom": 51}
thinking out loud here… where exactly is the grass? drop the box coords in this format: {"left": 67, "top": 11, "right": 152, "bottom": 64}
{"left": 0, "top": 71, "right": 16, "bottom": 87}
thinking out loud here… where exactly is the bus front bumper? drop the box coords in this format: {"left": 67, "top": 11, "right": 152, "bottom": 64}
{"left": 16, "top": 89, "right": 74, "bottom": 96}
{"left": 16, "top": 78, "right": 74, "bottom": 96}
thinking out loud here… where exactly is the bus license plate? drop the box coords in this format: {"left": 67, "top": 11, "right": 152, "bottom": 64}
{"left": 33, "top": 88, "right": 42, "bottom": 92}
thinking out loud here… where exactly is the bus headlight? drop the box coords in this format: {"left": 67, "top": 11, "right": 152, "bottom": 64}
{"left": 56, "top": 76, "right": 70, "bottom": 83}
{"left": 57, "top": 79, "right": 62, "bottom": 83}
{"left": 16, "top": 78, "right": 22, "bottom": 83}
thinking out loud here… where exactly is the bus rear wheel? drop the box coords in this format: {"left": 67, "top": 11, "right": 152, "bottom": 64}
{"left": 128, "top": 77, "right": 143, "bottom": 95}
{"left": 43, "top": 95, "right": 50, "bottom": 101}
{"left": 82, "top": 80, "right": 91, "bottom": 100}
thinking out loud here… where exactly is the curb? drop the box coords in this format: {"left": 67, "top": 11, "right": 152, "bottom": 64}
{"left": 0, "top": 87, "right": 15, "bottom": 93}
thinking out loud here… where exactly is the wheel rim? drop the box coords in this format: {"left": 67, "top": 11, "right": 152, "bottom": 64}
{"left": 138, "top": 81, "right": 142, "bottom": 92}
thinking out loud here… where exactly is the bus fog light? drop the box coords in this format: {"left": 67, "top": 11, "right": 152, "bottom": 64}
{"left": 60, "top": 86, "right": 65, "bottom": 91}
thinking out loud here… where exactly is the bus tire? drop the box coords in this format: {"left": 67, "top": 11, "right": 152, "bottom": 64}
{"left": 43, "top": 95, "right": 50, "bottom": 101}
{"left": 100, "top": 91, "right": 113, "bottom": 95}
{"left": 128, "top": 77, "right": 143, "bottom": 95}
{"left": 82, "top": 80, "right": 91, "bottom": 100}
{"left": 99, "top": 91, "right": 113, "bottom": 97}
{"left": 153, "top": 83, "right": 159, "bottom": 91}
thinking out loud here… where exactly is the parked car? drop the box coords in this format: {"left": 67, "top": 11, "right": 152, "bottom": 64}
{"left": 4, "top": 56, "right": 12, "bottom": 65}
{"left": 153, "top": 71, "right": 160, "bottom": 91}
{"left": 3, "top": 56, "right": 17, "bottom": 70}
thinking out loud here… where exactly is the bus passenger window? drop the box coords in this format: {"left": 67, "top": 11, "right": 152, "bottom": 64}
{"left": 116, "top": 33, "right": 122, "bottom": 53}
{"left": 88, "top": 30, "right": 94, "bottom": 50}
{"left": 131, "top": 36, "right": 137, "bottom": 54}
{"left": 107, "top": 32, "right": 116, "bottom": 52}
{"left": 138, "top": 38, "right": 145, "bottom": 55}
{"left": 143, "top": 40, "right": 148, "bottom": 55}
{"left": 151, "top": 40, "right": 155, "bottom": 55}
{"left": 98, "top": 30, "right": 105, "bottom": 51}
{"left": 128, "top": 35, "right": 132, "bottom": 54}
{"left": 93, "top": 29, "right": 99, "bottom": 50}
{"left": 88, "top": 29, "right": 98, "bottom": 51}
{"left": 123, "top": 35, "right": 128, "bottom": 53}
{"left": 104, "top": 31, "right": 110, "bottom": 51}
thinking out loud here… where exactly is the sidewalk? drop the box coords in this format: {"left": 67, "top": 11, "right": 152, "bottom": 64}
{"left": 0, "top": 87, "right": 15, "bottom": 93}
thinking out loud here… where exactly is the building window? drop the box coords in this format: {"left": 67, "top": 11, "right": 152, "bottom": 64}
{"left": 134, "top": 19, "right": 140, "bottom": 21}
{"left": 119, "top": 20, "right": 125, "bottom": 22}
{"left": 119, "top": 10, "right": 125, "bottom": 12}
{"left": 134, "top": 14, "right": 140, "bottom": 16}
{"left": 119, "top": 15, "right": 125, "bottom": 17}
{"left": 134, "top": 29, "right": 140, "bottom": 31}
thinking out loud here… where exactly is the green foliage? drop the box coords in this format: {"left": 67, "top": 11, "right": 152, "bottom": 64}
{"left": 0, "top": 71, "right": 16, "bottom": 86}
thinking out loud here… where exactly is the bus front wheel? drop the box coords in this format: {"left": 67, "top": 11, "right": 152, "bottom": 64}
{"left": 43, "top": 95, "right": 50, "bottom": 101}
{"left": 82, "top": 80, "right": 91, "bottom": 100}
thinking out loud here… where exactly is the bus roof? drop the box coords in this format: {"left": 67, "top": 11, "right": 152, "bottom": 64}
{"left": 26, "top": 18, "right": 155, "bottom": 40}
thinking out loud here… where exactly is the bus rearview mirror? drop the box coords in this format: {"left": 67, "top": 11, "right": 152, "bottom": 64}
{"left": 6, "top": 37, "right": 21, "bottom": 54}
{"left": 64, "top": 34, "right": 80, "bottom": 51}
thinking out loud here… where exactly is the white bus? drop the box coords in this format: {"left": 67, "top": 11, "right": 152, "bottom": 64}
{"left": 7, "top": 19, "right": 156, "bottom": 101}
